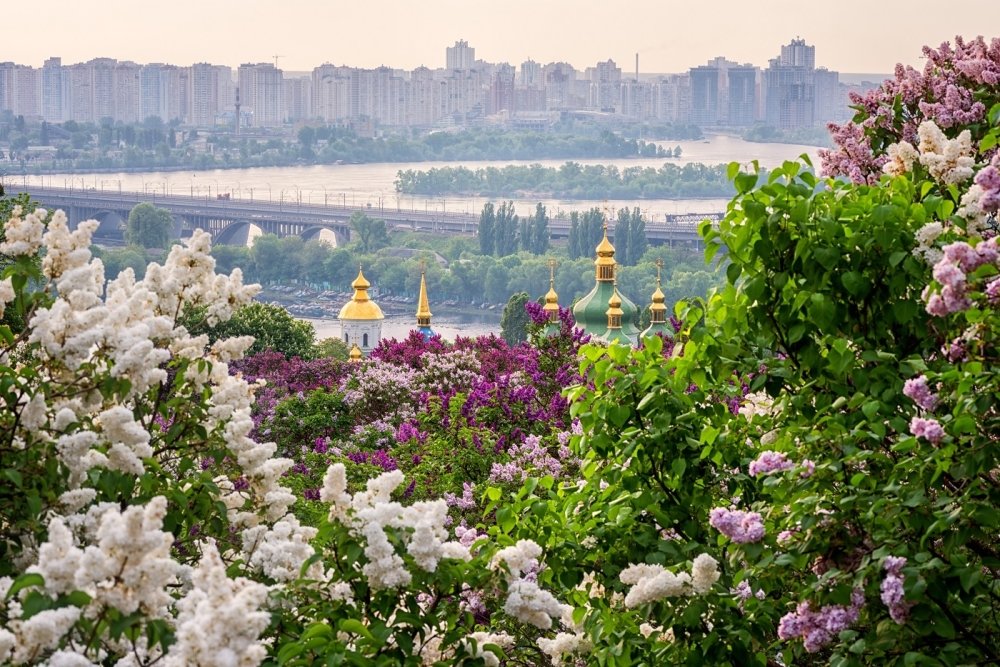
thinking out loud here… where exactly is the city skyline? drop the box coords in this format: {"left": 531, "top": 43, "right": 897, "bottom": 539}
{"left": 8, "top": 0, "right": 1000, "bottom": 74}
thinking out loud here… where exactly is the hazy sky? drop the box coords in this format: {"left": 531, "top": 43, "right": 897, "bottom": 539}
{"left": 8, "top": 0, "right": 1000, "bottom": 74}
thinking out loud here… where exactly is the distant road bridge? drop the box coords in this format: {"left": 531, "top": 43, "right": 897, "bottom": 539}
{"left": 13, "top": 185, "right": 722, "bottom": 248}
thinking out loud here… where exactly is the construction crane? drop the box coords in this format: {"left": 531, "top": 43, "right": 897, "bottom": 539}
{"left": 273, "top": 55, "right": 285, "bottom": 68}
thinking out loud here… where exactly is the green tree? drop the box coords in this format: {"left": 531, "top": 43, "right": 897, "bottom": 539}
{"left": 529, "top": 203, "right": 550, "bottom": 254}
{"left": 499, "top": 291, "right": 531, "bottom": 345}
{"left": 125, "top": 202, "right": 173, "bottom": 249}
{"left": 349, "top": 212, "right": 389, "bottom": 254}
{"left": 615, "top": 208, "right": 633, "bottom": 266}
{"left": 202, "top": 301, "right": 316, "bottom": 359}
{"left": 493, "top": 201, "right": 519, "bottom": 257}
{"left": 478, "top": 202, "right": 495, "bottom": 255}
{"left": 628, "top": 207, "right": 648, "bottom": 264}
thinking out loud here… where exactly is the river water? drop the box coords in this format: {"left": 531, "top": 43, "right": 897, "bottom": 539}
{"left": 307, "top": 316, "right": 500, "bottom": 342}
{"left": 27, "top": 134, "right": 822, "bottom": 220}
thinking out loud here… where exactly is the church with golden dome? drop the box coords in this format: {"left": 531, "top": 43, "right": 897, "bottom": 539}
{"left": 544, "top": 224, "right": 672, "bottom": 346}
{"left": 339, "top": 267, "right": 384, "bottom": 356}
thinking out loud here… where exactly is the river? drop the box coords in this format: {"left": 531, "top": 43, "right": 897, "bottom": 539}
{"left": 306, "top": 315, "right": 500, "bottom": 342}
{"left": 25, "top": 134, "right": 822, "bottom": 221}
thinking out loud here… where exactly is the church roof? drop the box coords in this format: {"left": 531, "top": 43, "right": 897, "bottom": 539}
{"left": 339, "top": 267, "right": 385, "bottom": 321}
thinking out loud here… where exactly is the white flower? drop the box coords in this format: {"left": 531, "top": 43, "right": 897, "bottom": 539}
{"left": 620, "top": 563, "right": 691, "bottom": 607}
{"left": 917, "top": 121, "right": 975, "bottom": 185}
{"left": 0, "top": 277, "right": 14, "bottom": 319}
{"left": 242, "top": 514, "right": 318, "bottom": 582}
{"left": 163, "top": 542, "right": 270, "bottom": 667}
{"left": 491, "top": 539, "right": 543, "bottom": 581}
{"left": 0, "top": 205, "right": 46, "bottom": 256}
{"left": 503, "top": 579, "right": 569, "bottom": 630}
{"left": 883, "top": 141, "right": 918, "bottom": 176}
{"left": 537, "top": 631, "right": 592, "bottom": 666}
{"left": 690, "top": 553, "right": 721, "bottom": 594}
{"left": 6, "top": 607, "right": 81, "bottom": 664}
{"left": 460, "top": 632, "right": 513, "bottom": 667}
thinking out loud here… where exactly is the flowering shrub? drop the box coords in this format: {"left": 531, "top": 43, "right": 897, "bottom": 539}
{"left": 3, "top": 35, "right": 1000, "bottom": 667}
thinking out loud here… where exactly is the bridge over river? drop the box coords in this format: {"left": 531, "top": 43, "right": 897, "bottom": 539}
{"left": 12, "top": 185, "right": 723, "bottom": 248}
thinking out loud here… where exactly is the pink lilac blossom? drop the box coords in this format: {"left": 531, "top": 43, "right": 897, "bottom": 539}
{"left": 708, "top": 508, "right": 765, "bottom": 544}
{"left": 777, "top": 589, "right": 865, "bottom": 653}
{"left": 881, "top": 556, "right": 912, "bottom": 625}
{"left": 444, "top": 482, "right": 476, "bottom": 510}
{"left": 909, "top": 416, "right": 946, "bottom": 444}
{"left": 748, "top": 451, "right": 794, "bottom": 477}
{"left": 903, "top": 375, "right": 939, "bottom": 411}
{"left": 821, "top": 37, "right": 999, "bottom": 182}
{"left": 799, "top": 459, "right": 816, "bottom": 478}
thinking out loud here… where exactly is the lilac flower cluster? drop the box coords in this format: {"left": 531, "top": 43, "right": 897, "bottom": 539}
{"left": 444, "top": 482, "right": 477, "bottom": 510}
{"left": 708, "top": 507, "right": 765, "bottom": 544}
{"left": 925, "top": 239, "right": 1000, "bottom": 317}
{"left": 777, "top": 588, "right": 865, "bottom": 653}
{"left": 747, "top": 451, "right": 794, "bottom": 477}
{"left": 880, "top": 556, "right": 912, "bottom": 624}
{"left": 903, "top": 375, "right": 939, "bottom": 411}
{"left": 821, "top": 36, "right": 1000, "bottom": 183}
{"left": 488, "top": 433, "right": 570, "bottom": 484}
{"left": 345, "top": 449, "right": 398, "bottom": 471}
{"left": 909, "top": 416, "right": 946, "bottom": 444}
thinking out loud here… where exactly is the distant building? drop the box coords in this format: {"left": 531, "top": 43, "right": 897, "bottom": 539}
{"left": 41, "top": 58, "right": 65, "bottom": 122}
{"left": 238, "top": 62, "right": 283, "bottom": 128}
{"left": 688, "top": 65, "right": 721, "bottom": 126}
{"left": 446, "top": 40, "right": 476, "bottom": 71}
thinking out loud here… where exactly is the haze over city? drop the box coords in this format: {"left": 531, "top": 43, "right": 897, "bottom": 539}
{"left": 9, "top": 0, "right": 1000, "bottom": 73}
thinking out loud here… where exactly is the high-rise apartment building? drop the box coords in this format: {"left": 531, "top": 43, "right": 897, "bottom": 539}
{"left": 764, "top": 39, "right": 827, "bottom": 129}
{"left": 41, "top": 58, "right": 65, "bottom": 122}
{"left": 283, "top": 75, "right": 312, "bottom": 122}
{"left": 727, "top": 66, "right": 757, "bottom": 126}
{"left": 688, "top": 65, "right": 720, "bottom": 126}
{"left": 446, "top": 40, "right": 475, "bottom": 71}
{"left": 589, "top": 59, "right": 621, "bottom": 111}
{"left": 238, "top": 63, "right": 283, "bottom": 127}
{"left": 520, "top": 59, "right": 542, "bottom": 89}
{"left": 113, "top": 61, "right": 141, "bottom": 123}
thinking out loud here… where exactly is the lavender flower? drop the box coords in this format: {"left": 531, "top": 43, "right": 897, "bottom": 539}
{"left": 709, "top": 508, "right": 765, "bottom": 543}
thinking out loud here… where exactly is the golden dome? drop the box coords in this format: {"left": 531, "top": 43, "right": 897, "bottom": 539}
{"left": 596, "top": 222, "right": 615, "bottom": 257}
{"left": 543, "top": 259, "right": 559, "bottom": 316}
{"left": 650, "top": 259, "right": 667, "bottom": 315}
{"left": 339, "top": 266, "right": 385, "bottom": 320}
{"left": 351, "top": 268, "right": 371, "bottom": 290}
{"left": 607, "top": 286, "right": 623, "bottom": 316}
{"left": 349, "top": 343, "right": 363, "bottom": 362}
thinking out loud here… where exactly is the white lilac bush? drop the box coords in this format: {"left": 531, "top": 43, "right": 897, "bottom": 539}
{"left": 0, "top": 204, "right": 593, "bottom": 666}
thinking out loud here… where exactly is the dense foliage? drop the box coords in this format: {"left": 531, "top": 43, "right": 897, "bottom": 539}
{"left": 394, "top": 162, "right": 735, "bottom": 199}
{"left": 1, "top": 36, "right": 998, "bottom": 667}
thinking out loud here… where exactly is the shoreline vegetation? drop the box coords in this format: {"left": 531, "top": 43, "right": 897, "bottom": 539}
{"left": 394, "top": 161, "right": 738, "bottom": 198}
{"left": 0, "top": 117, "right": 704, "bottom": 175}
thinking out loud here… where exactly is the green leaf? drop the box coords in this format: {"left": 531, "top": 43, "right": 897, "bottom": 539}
{"left": 841, "top": 271, "right": 869, "bottom": 298}
{"left": 338, "top": 619, "right": 375, "bottom": 642}
{"left": 7, "top": 573, "right": 44, "bottom": 598}
{"left": 735, "top": 172, "right": 759, "bottom": 194}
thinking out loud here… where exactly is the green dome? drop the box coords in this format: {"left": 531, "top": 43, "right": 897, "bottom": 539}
{"left": 573, "top": 281, "right": 640, "bottom": 337}
{"left": 640, "top": 320, "right": 673, "bottom": 340}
